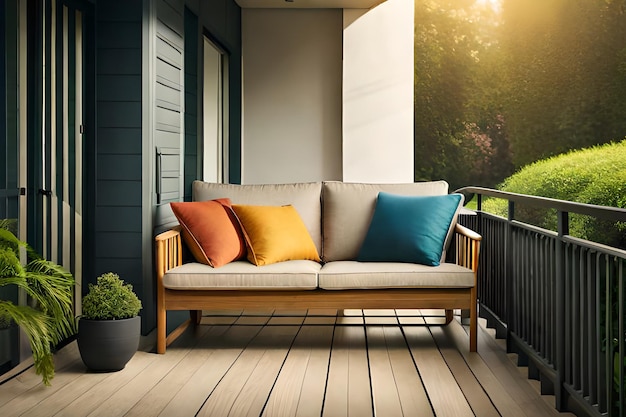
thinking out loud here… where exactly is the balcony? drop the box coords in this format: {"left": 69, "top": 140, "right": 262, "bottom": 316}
{"left": 1, "top": 187, "right": 624, "bottom": 417}
{"left": 0, "top": 309, "right": 572, "bottom": 416}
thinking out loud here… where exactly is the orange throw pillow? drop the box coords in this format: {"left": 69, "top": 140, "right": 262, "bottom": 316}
{"left": 170, "top": 198, "right": 246, "bottom": 267}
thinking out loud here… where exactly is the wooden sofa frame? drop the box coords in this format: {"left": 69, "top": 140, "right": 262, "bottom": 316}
{"left": 155, "top": 223, "right": 481, "bottom": 354}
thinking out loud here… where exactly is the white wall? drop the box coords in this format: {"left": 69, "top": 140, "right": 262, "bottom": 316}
{"left": 343, "top": 0, "right": 414, "bottom": 183}
{"left": 241, "top": 1, "right": 414, "bottom": 185}
{"left": 241, "top": 9, "right": 343, "bottom": 184}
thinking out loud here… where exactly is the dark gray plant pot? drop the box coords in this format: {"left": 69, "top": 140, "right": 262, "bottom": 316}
{"left": 78, "top": 316, "right": 140, "bottom": 372}
{"left": 0, "top": 325, "right": 16, "bottom": 369}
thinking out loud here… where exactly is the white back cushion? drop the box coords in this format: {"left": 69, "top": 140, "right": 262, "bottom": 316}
{"left": 321, "top": 181, "right": 450, "bottom": 262}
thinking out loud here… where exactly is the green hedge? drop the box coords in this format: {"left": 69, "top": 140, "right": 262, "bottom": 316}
{"left": 482, "top": 139, "right": 626, "bottom": 249}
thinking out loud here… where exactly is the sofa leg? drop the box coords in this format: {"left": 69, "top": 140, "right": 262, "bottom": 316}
{"left": 469, "top": 288, "right": 478, "bottom": 352}
{"left": 157, "top": 308, "right": 166, "bottom": 354}
{"left": 445, "top": 309, "right": 454, "bottom": 324}
{"left": 190, "top": 310, "right": 202, "bottom": 325}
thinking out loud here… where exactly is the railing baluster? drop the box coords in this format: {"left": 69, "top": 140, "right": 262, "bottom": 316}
{"left": 572, "top": 243, "right": 576, "bottom": 388}
{"left": 600, "top": 255, "right": 614, "bottom": 411}
{"left": 596, "top": 252, "right": 606, "bottom": 414}
{"left": 615, "top": 258, "right": 626, "bottom": 416}
{"left": 587, "top": 250, "right": 597, "bottom": 405}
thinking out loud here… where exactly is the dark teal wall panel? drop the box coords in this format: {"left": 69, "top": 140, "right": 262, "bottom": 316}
{"left": 98, "top": 75, "right": 142, "bottom": 101}
{"left": 96, "top": 181, "right": 142, "bottom": 207}
{"left": 185, "top": 73, "right": 197, "bottom": 92}
{"left": 183, "top": 6, "right": 198, "bottom": 201}
{"left": 97, "top": 49, "right": 142, "bottom": 74}
{"left": 96, "top": 128, "right": 142, "bottom": 154}
{"left": 96, "top": 0, "right": 142, "bottom": 20}
{"left": 97, "top": 155, "right": 142, "bottom": 180}
{"left": 95, "top": 232, "right": 143, "bottom": 258}
{"left": 184, "top": 91, "right": 197, "bottom": 114}
{"left": 96, "top": 207, "right": 142, "bottom": 232}
{"left": 95, "top": 258, "right": 142, "bottom": 277}
{"left": 97, "top": 23, "right": 142, "bottom": 49}
{"left": 97, "top": 102, "right": 141, "bottom": 128}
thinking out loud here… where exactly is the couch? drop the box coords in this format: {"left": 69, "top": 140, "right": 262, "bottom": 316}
{"left": 154, "top": 180, "right": 481, "bottom": 354}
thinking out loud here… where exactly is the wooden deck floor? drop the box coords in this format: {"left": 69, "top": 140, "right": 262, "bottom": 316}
{"left": 0, "top": 310, "right": 575, "bottom": 417}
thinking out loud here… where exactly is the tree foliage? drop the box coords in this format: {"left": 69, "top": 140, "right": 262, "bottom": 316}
{"left": 415, "top": 0, "right": 626, "bottom": 190}
{"left": 482, "top": 140, "right": 626, "bottom": 248}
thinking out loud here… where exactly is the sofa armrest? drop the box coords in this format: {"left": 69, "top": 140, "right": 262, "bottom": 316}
{"left": 155, "top": 226, "right": 183, "bottom": 280}
{"left": 155, "top": 226, "right": 182, "bottom": 354}
{"left": 453, "top": 223, "right": 481, "bottom": 274}
{"left": 453, "top": 223, "right": 481, "bottom": 352}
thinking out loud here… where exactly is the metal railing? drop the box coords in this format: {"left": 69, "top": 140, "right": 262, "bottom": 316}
{"left": 456, "top": 187, "right": 626, "bottom": 417}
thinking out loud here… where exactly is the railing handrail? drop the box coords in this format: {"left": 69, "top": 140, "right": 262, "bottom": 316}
{"left": 456, "top": 186, "right": 626, "bottom": 222}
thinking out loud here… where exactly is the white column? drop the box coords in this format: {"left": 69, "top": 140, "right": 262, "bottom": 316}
{"left": 342, "top": 0, "right": 415, "bottom": 183}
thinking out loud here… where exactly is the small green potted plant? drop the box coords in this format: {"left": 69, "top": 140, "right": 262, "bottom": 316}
{"left": 78, "top": 272, "right": 142, "bottom": 371}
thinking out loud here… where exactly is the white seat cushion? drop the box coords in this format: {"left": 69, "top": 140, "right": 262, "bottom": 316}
{"left": 318, "top": 261, "right": 474, "bottom": 290}
{"left": 163, "top": 260, "right": 321, "bottom": 290}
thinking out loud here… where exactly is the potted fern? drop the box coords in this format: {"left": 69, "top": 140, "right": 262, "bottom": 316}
{"left": 0, "top": 224, "right": 76, "bottom": 386}
{"left": 78, "top": 272, "right": 142, "bottom": 371}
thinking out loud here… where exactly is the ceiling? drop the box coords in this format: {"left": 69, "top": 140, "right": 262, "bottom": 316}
{"left": 235, "top": 0, "right": 386, "bottom": 9}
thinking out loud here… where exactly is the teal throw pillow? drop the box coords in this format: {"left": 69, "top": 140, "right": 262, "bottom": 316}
{"left": 357, "top": 192, "right": 463, "bottom": 266}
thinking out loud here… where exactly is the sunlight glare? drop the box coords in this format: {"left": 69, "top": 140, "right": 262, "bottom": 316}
{"left": 476, "top": 0, "right": 501, "bottom": 13}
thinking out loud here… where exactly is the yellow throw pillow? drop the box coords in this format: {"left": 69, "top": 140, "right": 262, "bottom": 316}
{"left": 232, "top": 204, "right": 321, "bottom": 266}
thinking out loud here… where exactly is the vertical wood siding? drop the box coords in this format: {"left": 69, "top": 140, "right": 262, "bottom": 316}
{"left": 153, "top": 0, "right": 185, "bottom": 232}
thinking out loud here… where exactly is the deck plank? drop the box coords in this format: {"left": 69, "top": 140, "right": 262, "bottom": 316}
{"left": 0, "top": 350, "right": 85, "bottom": 416}
{"left": 367, "top": 326, "right": 434, "bottom": 417}
{"left": 404, "top": 326, "right": 475, "bottom": 416}
{"left": 157, "top": 325, "right": 264, "bottom": 417}
{"left": 0, "top": 312, "right": 574, "bottom": 417}
{"left": 367, "top": 326, "right": 404, "bottom": 417}
{"left": 58, "top": 322, "right": 211, "bottom": 417}
{"left": 430, "top": 325, "right": 500, "bottom": 417}
{"left": 323, "top": 326, "right": 372, "bottom": 417}
{"left": 20, "top": 360, "right": 114, "bottom": 417}
{"left": 124, "top": 325, "right": 233, "bottom": 417}
{"left": 475, "top": 322, "right": 567, "bottom": 416}
{"left": 0, "top": 342, "right": 81, "bottom": 409}
{"left": 36, "top": 347, "right": 157, "bottom": 417}
{"left": 197, "top": 325, "right": 300, "bottom": 417}
{"left": 262, "top": 326, "right": 334, "bottom": 417}
{"left": 383, "top": 326, "right": 434, "bottom": 417}
{"left": 84, "top": 344, "right": 196, "bottom": 416}
{"left": 441, "top": 319, "right": 567, "bottom": 417}
{"left": 442, "top": 321, "right": 527, "bottom": 417}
